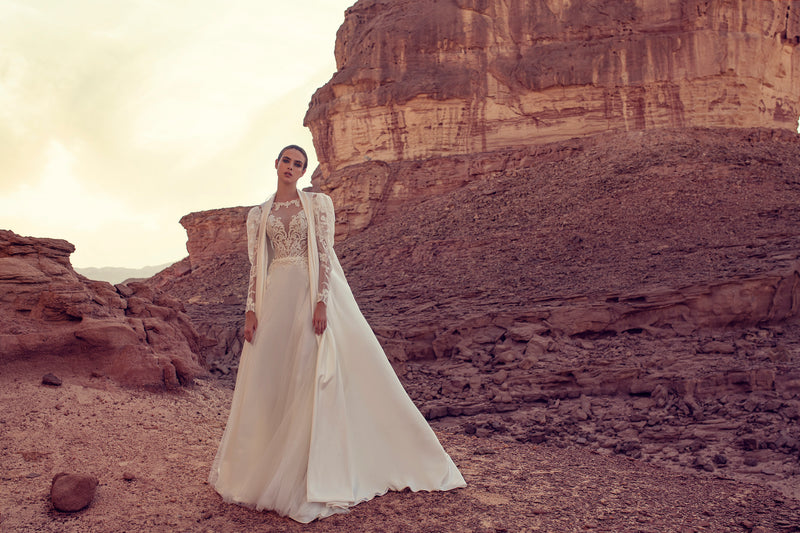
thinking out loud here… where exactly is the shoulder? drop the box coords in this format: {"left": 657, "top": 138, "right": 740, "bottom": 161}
{"left": 246, "top": 205, "right": 262, "bottom": 224}
{"left": 307, "top": 192, "right": 334, "bottom": 210}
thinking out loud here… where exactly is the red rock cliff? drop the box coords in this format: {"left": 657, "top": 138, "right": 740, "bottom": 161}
{"left": 306, "top": 0, "right": 800, "bottom": 236}
{"left": 308, "top": 0, "right": 800, "bottom": 173}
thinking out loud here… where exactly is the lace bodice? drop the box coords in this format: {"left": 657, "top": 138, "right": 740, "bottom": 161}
{"left": 245, "top": 194, "right": 334, "bottom": 312}
{"left": 267, "top": 199, "right": 308, "bottom": 263}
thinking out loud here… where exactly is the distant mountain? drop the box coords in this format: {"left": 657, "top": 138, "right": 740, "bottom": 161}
{"left": 75, "top": 261, "right": 177, "bottom": 285}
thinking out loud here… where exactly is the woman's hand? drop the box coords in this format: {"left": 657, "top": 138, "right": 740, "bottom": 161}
{"left": 244, "top": 311, "right": 258, "bottom": 343}
{"left": 313, "top": 301, "right": 327, "bottom": 335}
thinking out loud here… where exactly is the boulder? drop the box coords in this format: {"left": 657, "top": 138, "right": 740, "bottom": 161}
{"left": 50, "top": 473, "right": 98, "bottom": 512}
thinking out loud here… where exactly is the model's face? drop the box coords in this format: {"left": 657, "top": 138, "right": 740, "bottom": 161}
{"left": 275, "top": 148, "right": 307, "bottom": 186}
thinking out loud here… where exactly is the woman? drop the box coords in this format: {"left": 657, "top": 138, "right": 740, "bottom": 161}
{"left": 209, "top": 145, "right": 465, "bottom": 523}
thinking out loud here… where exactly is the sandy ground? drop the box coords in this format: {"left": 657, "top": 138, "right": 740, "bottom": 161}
{"left": 2, "top": 358, "right": 799, "bottom": 533}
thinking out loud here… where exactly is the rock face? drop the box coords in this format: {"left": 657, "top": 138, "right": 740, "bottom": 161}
{"left": 146, "top": 207, "right": 253, "bottom": 377}
{"left": 0, "top": 230, "right": 204, "bottom": 389}
{"left": 306, "top": 0, "right": 800, "bottom": 237}
{"left": 179, "top": 207, "right": 250, "bottom": 272}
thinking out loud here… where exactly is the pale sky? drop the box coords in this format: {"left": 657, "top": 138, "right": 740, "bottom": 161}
{"left": 0, "top": 0, "right": 355, "bottom": 268}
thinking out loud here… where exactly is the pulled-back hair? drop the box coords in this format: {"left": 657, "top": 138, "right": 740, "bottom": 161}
{"left": 278, "top": 145, "right": 308, "bottom": 170}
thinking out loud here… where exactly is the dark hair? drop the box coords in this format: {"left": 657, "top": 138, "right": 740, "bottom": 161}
{"left": 277, "top": 145, "right": 308, "bottom": 170}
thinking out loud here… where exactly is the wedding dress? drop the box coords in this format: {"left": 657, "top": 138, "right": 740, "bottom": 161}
{"left": 208, "top": 191, "right": 465, "bottom": 523}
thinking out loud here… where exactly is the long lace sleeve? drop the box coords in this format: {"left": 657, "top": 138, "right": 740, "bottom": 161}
{"left": 314, "top": 194, "right": 335, "bottom": 305}
{"left": 245, "top": 205, "right": 262, "bottom": 312}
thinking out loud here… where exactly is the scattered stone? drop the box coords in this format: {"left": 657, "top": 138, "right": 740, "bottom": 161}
{"left": 615, "top": 440, "right": 642, "bottom": 457}
{"left": 50, "top": 473, "right": 98, "bottom": 512}
{"left": 692, "top": 456, "right": 715, "bottom": 472}
{"left": 699, "top": 341, "right": 736, "bottom": 354}
{"left": 524, "top": 336, "right": 550, "bottom": 358}
{"left": 492, "top": 370, "right": 508, "bottom": 385}
{"left": 424, "top": 404, "right": 449, "bottom": 420}
{"left": 507, "top": 322, "right": 546, "bottom": 342}
{"left": 41, "top": 373, "right": 62, "bottom": 387}
{"left": 492, "top": 391, "right": 513, "bottom": 404}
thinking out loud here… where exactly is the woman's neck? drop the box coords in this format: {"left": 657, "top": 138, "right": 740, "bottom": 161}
{"left": 274, "top": 185, "right": 299, "bottom": 203}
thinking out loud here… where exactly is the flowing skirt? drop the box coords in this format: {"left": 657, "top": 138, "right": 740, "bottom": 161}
{"left": 209, "top": 260, "right": 465, "bottom": 523}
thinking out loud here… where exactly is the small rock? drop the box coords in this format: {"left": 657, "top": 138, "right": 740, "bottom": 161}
{"left": 492, "top": 370, "right": 508, "bottom": 385}
{"left": 521, "top": 431, "right": 547, "bottom": 444}
{"left": 492, "top": 391, "right": 513, "bottom": 403}
{"left": 740, "top": 437, "right": 759, "bottom": 451}
{"left": 615, "top": 440, "right": 642, "bottom": 456}
{"left": 462, "top": 422, "right": 477, "bottom": 435}
{"left": 760, "top": 466, "right": 778, "bottom": 476}
{"left": 525, "top": 335, "right": 550, "bottom": 358}
{"left": 42, "top": 373, "right": 62, "bottom": 387}
{"left": 51, "top": 473, "right": 98, "bottom": 512}
{"left": 425, "top": 405, "right": 449, "bottom": 420}
{"left": 577, "top": 339, "right": 594, "bottom": 350}
{"left": 122, "top": 471, "right": 136, "bottom": 481}
{"left": 652, "top": 384, "right": 669, "bottom": 407}
{"left": 699, "top": 341, "right": 735, "bottom": 354}
{"left": 712, "top": 453, "right": 728, "bottom": 465}
{"left": 692, "top": 456, "right": 715, "bottom": 472}
{"left": 476, "top": 426, "right": 493, "bottom": 437}
{"left": 507, "top": 322, "right": 546, "bottom": 342}
{"left": 468, "top": 375, "right": 483, "bottom": 390}
{"left": 780, "top": 401, "right": 800, "bottom": 420}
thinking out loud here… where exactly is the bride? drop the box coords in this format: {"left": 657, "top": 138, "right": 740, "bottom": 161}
{"left": 208, "top": 145, "right": 466, "bottom": 523}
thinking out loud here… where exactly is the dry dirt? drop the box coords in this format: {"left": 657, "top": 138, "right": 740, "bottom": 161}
{"left": 2, "top": 357, "right": 798, "bottom": 533}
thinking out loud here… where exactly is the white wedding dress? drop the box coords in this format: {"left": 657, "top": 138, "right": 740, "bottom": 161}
{"left": 208, "top": 192, "right": 465, "bottom": 523}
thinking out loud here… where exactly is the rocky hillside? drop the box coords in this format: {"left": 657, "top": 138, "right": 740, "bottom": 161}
{"left": 339, "top": 127, "right": 800, "bottom": 335}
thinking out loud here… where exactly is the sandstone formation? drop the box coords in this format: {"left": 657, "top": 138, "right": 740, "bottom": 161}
{"left": 306, "top": 0, "right": 800, "bottom": 237}
{"left": 0, "top": 230, "right": 204, "bottom": 389}
{"left": 146, "top": 207, "right": 252, "bottom": 374}
{"left": 179, "top": 207, "right": 250, "bottom": 272}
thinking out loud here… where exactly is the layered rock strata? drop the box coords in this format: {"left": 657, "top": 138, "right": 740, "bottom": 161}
{"left": 146, "top": 207, "right": 252, "bottom": 374}
{"left": 0, "top": 230, "right": 204, "bottom": 389}
{"left": 306, "top": 0, "right": 800, "bottom": 237}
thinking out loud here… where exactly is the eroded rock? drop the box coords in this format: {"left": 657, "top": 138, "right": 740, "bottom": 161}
{"left": 0, "top": 230, "right": 204, "bottom": 389}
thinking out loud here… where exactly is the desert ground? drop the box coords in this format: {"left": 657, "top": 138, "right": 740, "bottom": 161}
{"left": 2, "top": 356, "right": 798, "bottom": 533}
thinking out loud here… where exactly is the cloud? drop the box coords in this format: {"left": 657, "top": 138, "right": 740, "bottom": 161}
{"left": 0, "top": 0, "right": 352, "bottom": 267}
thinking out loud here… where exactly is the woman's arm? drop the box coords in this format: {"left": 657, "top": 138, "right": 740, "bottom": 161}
{"left": 312, "top": 194, "right": 335, "bottom": 334}
{"left": 244, "top": 206, "right": 261, "bottom": 342}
